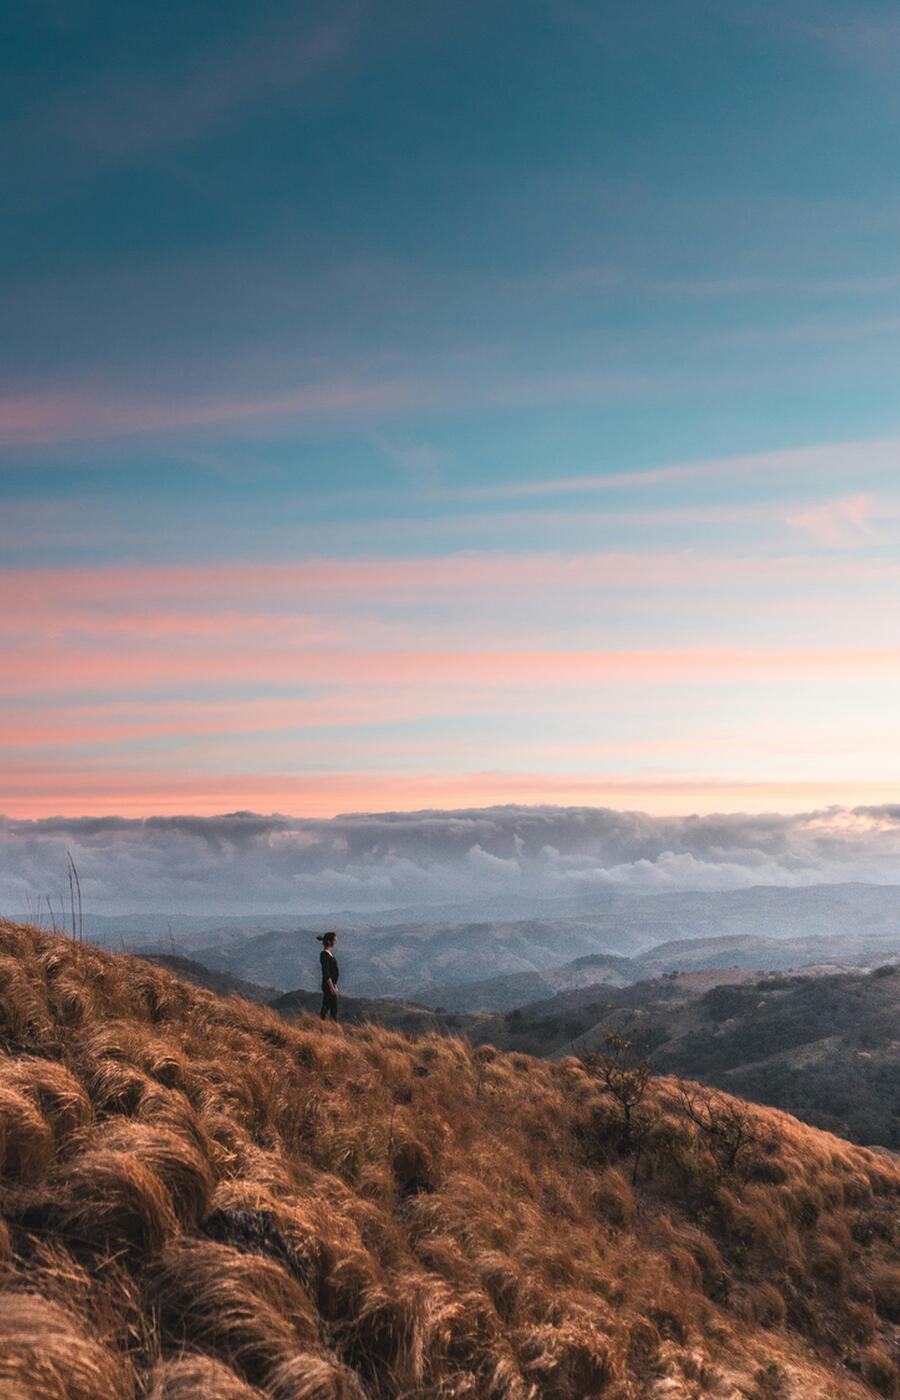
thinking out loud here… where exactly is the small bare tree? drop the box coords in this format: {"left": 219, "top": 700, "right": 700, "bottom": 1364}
{"left": 583, "top": 1033, "right": 652, "bottom": 1136}
{"left": 582, "top": 1033, "right": 654, "bottom": 1183}
{"left": 677, "top": 1083, "right": 758, "bottom": 1177}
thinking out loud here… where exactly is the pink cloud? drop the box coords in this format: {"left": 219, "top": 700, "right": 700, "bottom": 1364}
{"left": 2, "top": 641, "right": 900, "bottom": 702}
{"left": 787, "top": 492, "right": 879, "bottom": 549}
{"left": 5, "top": 549, "right": 900, "bottom": 817}
{"left": 0, "top": 692, "right": 497, "bottom": 750}
{"left": 8, "top": 547, "right": 900, "bottom": 620}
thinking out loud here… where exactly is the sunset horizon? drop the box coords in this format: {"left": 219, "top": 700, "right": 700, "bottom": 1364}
{"left": 5, "top": 2, "right": 900, "bottom": 892}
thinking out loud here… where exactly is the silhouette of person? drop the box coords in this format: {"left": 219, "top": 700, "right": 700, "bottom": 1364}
{"left": 317, "top": 931, "right": 339, "bottom": 1021}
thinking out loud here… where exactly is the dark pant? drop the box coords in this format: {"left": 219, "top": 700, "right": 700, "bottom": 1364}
{"left": 320, "top": 988, "right": 338, "bottom": 1021}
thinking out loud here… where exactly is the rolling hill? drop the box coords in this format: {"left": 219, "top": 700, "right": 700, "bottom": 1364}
{"left": 183, "top": 883, "right": 900, "bottom": 1002}
{"left": 418, "top": 952, "right": 636, "bottom": 1013}
{"left": 187, "top": 915, "right": 641, "bottom": 998}
{"left": 1, "top": 919, "right": 900, "bottom": 1396}
{"left": 269, "top": 987, "right": 490, "bottom": 1039}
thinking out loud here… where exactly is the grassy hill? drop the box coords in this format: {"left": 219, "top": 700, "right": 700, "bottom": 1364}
{"left": 420, "top": 941, "right": 837, "bottom": 1014}
{"left": 270, "top": 986, "right": 490, "bottom": 1038}
{"left": 2, "top": 921, "right": 900, "bottom": 1397}
{"left": 137, "top": 954, "right": 490, "bottom": 1039}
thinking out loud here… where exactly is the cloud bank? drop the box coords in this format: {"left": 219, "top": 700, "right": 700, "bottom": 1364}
{"left": 4, "top": 804, "right": 900, "bottom": 918}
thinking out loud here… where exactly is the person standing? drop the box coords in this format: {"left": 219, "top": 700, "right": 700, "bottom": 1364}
{"left": 317, "top": 931, "right": 339, "bottom": 1021}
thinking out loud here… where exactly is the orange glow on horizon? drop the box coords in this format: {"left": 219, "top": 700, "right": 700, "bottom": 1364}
{"left": 3, "top": 767, "right": 900, "bottom": 821}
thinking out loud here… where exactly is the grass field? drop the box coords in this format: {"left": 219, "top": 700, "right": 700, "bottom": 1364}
{"left": 0, "top": 919, "right": 899, "bottom": 1398}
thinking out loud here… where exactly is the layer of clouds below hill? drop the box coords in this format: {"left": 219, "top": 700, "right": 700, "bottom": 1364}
{"left": 4, "top": 804, "right": 900, "bottom": 917}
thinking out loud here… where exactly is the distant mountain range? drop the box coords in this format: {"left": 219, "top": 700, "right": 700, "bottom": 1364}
{"left": 185, "top": 914, "right": 644, "bottom": 997}
{"left": 172, "top": 884, "right": 900, "bottom": 1004}
{"left": 81, "top": 882, "right": 900, "bottom": 987}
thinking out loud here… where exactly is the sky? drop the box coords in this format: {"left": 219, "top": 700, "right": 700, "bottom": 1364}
{"left": 3, "top": 0, "right": 900, "bottom": 840}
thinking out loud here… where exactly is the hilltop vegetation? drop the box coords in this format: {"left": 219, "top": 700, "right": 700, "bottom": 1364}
{"left": 615, "top": 967, "right": 900, "bottom": 1150}
{"left": 477, "top": 965, "right": 900, "bottom": 1148}
{"left": 2, "top": 922, "right": 900, "bottom": 1397}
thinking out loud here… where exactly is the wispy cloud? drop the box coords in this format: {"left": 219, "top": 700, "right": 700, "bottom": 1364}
{"left": 449, "top": 436, "right": 900, "bottom": 503}
{"left": 4, "top": 639, "right": 900, "bottom": 704}
{"left": 2, "top": 358, "right": 704, "bottom": 448}
{"left": 53, "top": 7, "right": 364, "bottom": 159}
{"left": 787, "top": 492, "right": 879, "bottom": 549}
{"left": 0, "top": 376, "right": 421, "bottom": 448}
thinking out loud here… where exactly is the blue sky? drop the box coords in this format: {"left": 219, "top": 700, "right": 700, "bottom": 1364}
{"left": 3, "top": 1, "right": 900, "bottom": 818}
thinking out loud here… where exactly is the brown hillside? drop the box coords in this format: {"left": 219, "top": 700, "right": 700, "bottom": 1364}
{"left": 1, "top": 921, "right": 899, "bottom": 1399}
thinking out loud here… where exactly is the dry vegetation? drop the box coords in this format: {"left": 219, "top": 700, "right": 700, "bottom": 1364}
{"left": 1, "top": 921, "right": 900, "bottom": 1398}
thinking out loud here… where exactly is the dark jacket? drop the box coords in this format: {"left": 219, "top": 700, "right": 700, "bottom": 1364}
{"left": 320, "top": 948, "right": 339, "bottom": 989}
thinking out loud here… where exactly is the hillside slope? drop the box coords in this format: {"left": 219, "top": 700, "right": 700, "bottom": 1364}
{"left": 270, "top": 986, "right": 490, "bottom": 1038}
{"left": 419, "top": 953, "right": 636, "bottom": 1013}
{"left": 1, "top": 922, "right": 900, "bottom": 1398}
{"left": 140, "top": 953, "right": 279, "bottom": 1004}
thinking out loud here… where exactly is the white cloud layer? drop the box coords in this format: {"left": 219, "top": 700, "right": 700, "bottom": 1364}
{"left": 4, "top": 804, "right": 900, "bottom": 917}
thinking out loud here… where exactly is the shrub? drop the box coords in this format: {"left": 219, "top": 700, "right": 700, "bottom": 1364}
{"left": 5, "top": 1056, "right": 92, "bottom": 1144}
{"left": 589, "top": 1167, "right": 635, "bottom": 1229}
{"left": 749, "top": 1360, "right": 789, "bottom": 1399}
{"left": 266, "top": 1352, "right": 369, "bottom": 1399}
{"left": 676, "top": 1083, "right": 760, "bottom": 1178}
{"left": 809, "top": 1234, "right": 846, "bottom": 1288}
{"left": 90, "top": 1120, "right": 214, "bottom": 1228}
{"left": 518, "top": 1315, "right": 620, "bottom": 1399}
{"left": 746, "top": 1282, "right": 787, "bottom": 1328}
{"left": 581, "top": 1035, "right": 652, "bottom": 1142}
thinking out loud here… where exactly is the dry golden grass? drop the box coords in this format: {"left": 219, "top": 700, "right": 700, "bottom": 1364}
{"left": 0, "top": 919, "right": 899, "bottom": 1397}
